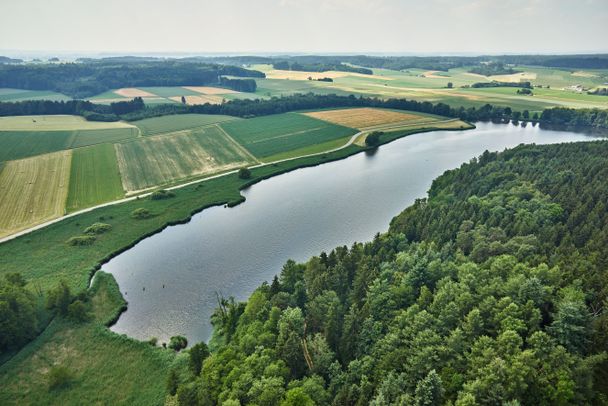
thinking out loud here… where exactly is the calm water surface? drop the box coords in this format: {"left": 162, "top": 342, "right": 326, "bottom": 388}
{"left": 102, "top": 122, "right": 603, "bottom": 344}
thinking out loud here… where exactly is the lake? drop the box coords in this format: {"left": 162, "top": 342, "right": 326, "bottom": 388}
{"left": 102, "top": 122, "right": 603, "bottom": 345}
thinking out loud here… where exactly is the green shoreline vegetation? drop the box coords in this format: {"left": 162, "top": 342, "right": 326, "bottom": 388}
{"left": 0, "top": 121, "right": 471, "bottom": 404}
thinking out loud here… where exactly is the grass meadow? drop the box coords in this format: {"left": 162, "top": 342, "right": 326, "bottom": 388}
{"left": 66, "top": 144, "right": 125, "bottom": 212}
{"left": 220, "top": 112, "right": 358, "bottom": 159}
{"left": 0, "top": 272, "right": 184, "bottom": 406}
{"left": 133, "top": 114, "right": 238, "bottom": 136}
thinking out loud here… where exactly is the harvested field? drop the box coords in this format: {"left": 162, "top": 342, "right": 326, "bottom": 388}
{"left": 490, "top": 72, "right": 537, "bottom": 82}
{"left": 114, "top": 88, "right": 157, "bottom": 98}
{"left": 169, "top": 95, "right": 225, "bottom": 105}
{"left": 422, "top": 70, "right": 450, "bottom": 79}
{"left": 303, "top": 108, "right": 437, "bottom": 130}
{"left": 0, "top": 115, "right": 134, "bottom": 131}
{"left": 66, "top": 144, "right": 124, "bottom": 212}
{"left": 114, "top": 126, "right": 252, "bottom": 191}
{"left": 0, "top": 150, "right": 72, "bottom": 238}
{"left": 184, "top": 86, "right": 240, "bottom": 95}
{"left": 264, "top": 69, "right": 391, "bottom": 81}
{"left": 133, "top": 114, "right": 238, "bottom": 136}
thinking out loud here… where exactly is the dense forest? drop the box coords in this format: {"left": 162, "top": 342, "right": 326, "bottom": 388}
{"left": 1, "top": 93, "right": 607, "bottom": 130}
{"left": 468, "top": 62, "right": 519, "bottom": 76}
{"left": 272, "top": 61, "right": 372, "bottom": 75}
{"left": 0, "top": 61, "right": 264, "bottom": 98}
{"left": 469, "top": 81, "right": 531, "bottom": 89}
{"left": 170, "top": 141, "right": 608, "bottom": 405}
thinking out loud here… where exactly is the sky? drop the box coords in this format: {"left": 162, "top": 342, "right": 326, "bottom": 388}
{"left": 1, "top": 0, "right": 607, "bottom": 56}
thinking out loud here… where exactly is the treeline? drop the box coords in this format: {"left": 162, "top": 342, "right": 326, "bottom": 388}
{"left": 470, "top": 81, "right": 531, "bottom": 89}
{"left": 272, "top": 61, "right": 372, "bottom": 75}
{"left": 170, "top": 141, "right": 608, "bottom": 405}
{"left": 0, "top": 56, "right": 22, "bottom": 64}
{"left": 468, "top": 62, "right": 518, "bottom": 76}
{"left": 588, "top": 88, "right": 608, "bottom": 96}
{"left": 0, "top": 61, "right": 264, "bottom": 98}
{"left": 1, "top": 93, "right": 607, "bottom": 129}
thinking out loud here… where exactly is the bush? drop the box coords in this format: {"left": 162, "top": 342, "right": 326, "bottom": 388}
{"left": 67, "top": 300, "right": 90, "bottom": 322}
{"left": 47, "top": 366, "right": 73, "bottom": 390}
{"left": 131, "top": 208, "right": 152, "bottom": 220}
{"left": 168, "top": 335, "right": 188, "bottom": 351}
{"left": 148, "top": 337, "right": 158, "bottom": 346}
{"left": 66, "top": 235, "right": 96, "bottom": 246}
{"left": 150, "top": 189, "right": 175, "bottom": 200}
{"left": 83, "top": 222, "right": 112, "bottom": 235}
{"left": 238, "top": 167, "right": 252, "bottom": 179}
{"left": 365, "top": 131, "right": 383, "bottom": 147}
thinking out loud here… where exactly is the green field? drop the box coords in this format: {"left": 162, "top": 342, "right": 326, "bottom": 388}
{"left": 0, "top": 127, "right": 137, "bottom": 162}
{"left": 115, "top": 125, "right": 253, "bottom": 191}
{"left": 0, "top": 88, "right": 71, "bottom": 102}
{"left": 0, "top": 272, "right": 184, "bottom": 406}
{"left": 66, "top": 144, "right": 124, "bottom": 212}
{"left": 220, "top": 112, "right": 358, "bottom": 159}
{"left": 133, "top": 113, "right": 238, "bottom": 136}
{"left": 137, "top": 86, "right": 201, "bottom": 98}
{"left": 0, "top": 115, "right": 134, "bottom": 131}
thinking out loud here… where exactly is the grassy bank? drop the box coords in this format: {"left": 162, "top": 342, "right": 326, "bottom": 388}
{"left": 0, "top": 272, "right": 186, "bottom": 405}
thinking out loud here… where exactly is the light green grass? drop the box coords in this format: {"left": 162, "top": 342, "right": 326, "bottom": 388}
{"left": 0, "top": 271, "right": 184, "bottom": 406}
{"left": 69, "top": 127, "right": 138, "bottom": 148}
{"left": 66, "top": 144, "right": 125, "bottom": 212}
{"left": 0, "top": 131, "right": 73, "bottom": 162}
{"left": 0, "top": 115, "right": 135, "bottom": 131}
{"left": 220, "top": 112, "right": 358, "bottom": 158}
{"left": 261, "top": 135, "right": 352, "bottom": 162}
{"left": 138, "top": 87, "right": 201, "bottom": 98}
{"left": 133, "top": 114, "right": 239, "bottom": 136}
{"left": 0, "top": 88, "right": 71, "bottom": 102}
{"left": 115, "top": 125, "right": 253, "bottom": 191}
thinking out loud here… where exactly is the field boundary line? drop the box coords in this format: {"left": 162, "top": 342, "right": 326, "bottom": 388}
{"left": 214, "top": 124, "right": 260, "bottom": 163}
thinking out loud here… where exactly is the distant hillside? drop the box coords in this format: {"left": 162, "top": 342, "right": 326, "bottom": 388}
{"left": 0, "top": 56, "right": 23, "bottom": 64}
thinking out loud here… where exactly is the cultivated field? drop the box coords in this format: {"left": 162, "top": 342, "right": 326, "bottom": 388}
{"left": 115, "top": 126, "right": 252, "bottom": 191}
{"left": 133, "top": 114, "right": 238, "bottom": 136}
{"left": 184, "top": 86, "right": 240, "bottom": 95}
{"left": 0, "top": 115, "right": 134, "bottom": 131}
{"left": 0, "top": 151, "right": 71, "bottom": 238}
{"left": 220, "top": 112, "right": 358, "bottom": 159}
{"left": 114, "top": 87, "right": 157, "bottom": 98}
{"left": 66, "top": 144, "right": 124, "bottom": 212}
{"left": 0, "top": 127, "right": 137, "bottom": 162}
{"left": 168, "top": 95, "right": 225, "bottom": 105}
{"left": 0, "top": 88, "right": 71, "bottom": 102}
{"left": 304, "top": 107, "right": 440, "bottom": 130}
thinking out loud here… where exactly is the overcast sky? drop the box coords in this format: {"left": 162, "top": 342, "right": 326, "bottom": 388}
{"left": 1, "top": 0, "right": 606, "bottom": 56}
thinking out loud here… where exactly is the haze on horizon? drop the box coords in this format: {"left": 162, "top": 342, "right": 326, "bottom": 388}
{"left": 1, "top": 0, "right": 607, "bottom": 56}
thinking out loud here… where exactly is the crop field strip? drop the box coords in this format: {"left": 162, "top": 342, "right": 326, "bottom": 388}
{"left": 114, "top": 125, "right": 253, "bottom": 192}
{"left": 0, "top": 150, "right": 72, "bottom": 238}
{"left": 0, "top": 115, "right": 135, "bottom": 131}
{"left": 133, "top": 113, "right": 239, "bottom": 136}
{"left": 66, "top": 144, "right": 125, "bottom": 212}
{"left": 303, "top": 107, "right": 440, "bottom": 130}
{"left": 219, "top": 112, "right": 358, "bottom": 159}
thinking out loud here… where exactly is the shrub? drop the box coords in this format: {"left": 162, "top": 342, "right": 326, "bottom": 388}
{"left": 365, "top": 131, "right": 383, "bottom": 147}
{"left": 168, "top": 335, "right": 188, "bottom": 351}
{"left": 131, "top": 208, "right": 151, "bottom": 220}
{"left": 67, "top": 300, "right": 90, "bottom": 322}
{"left": 66, "top": 235, "right": 96, "bottom": 246}
{"left": 150, "top": 189, "right": 175, "bottom": 200}
{"left": 148, "top": 337, "right": 158, "bottom": 346}
{"left": 83, "top": 222, "right": 112, "bottom": 235}
{"left": 47, "top": 366, "right": 73, "bottom": 390}
{"left": 238, "top": 167, "right": 252, "bottom": 179}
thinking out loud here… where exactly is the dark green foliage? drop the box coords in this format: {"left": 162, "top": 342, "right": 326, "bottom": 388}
{"left": 0, "top": 273, "right": 39, "bottom": 351}
{"left": 150, "top": 190, "right": 176, "bottom": 201}
{"left": 67, "top": 300, "right": 90, "bottom": 322}
{"left": 470, "top": 81, "right": 531, "bottom": 89}
{"left": 168, "top": 335, "right": 188, "bottom": 352}
{"left": 238, "top": 167, "right": 252, "bottom": 179}
{"left": 167, "top": 368, "right": 180, "bottom": 396}
{"left": 47, "top": 366, "right": 73, "bottom": 390}
{"left": 83, "top": 222, "right": 112, "bottom": 235}
{"left": 365, "top": 131, "right": 383, "bottom": 147}
{"left": 46, "top": 280, "right": 72, "bottom": 315}
{"left": 66, "top": 235, "right": 96, "bottom": 246}
{"left": 131, "top": 208, "right": 151, "bottom": 220}
{"left": 173, "top": 141, "right": 608, "bottom": 405}
{"left": 188, "top": 342, "right": 210, "bottom": 376}
{"left": 0, "top": 61, "right": 263, "bottom": 98}
{"left": 272, "top": 61, "right": 373, "bottom": 75}
{"left": 588, "top": 87, "right": 608, "bottom": 96}
{"left": 517, "top": 88, "right": 533, "bottom": 95}
{"left": 468, "top": 62, "right": 518, "bottom": 76}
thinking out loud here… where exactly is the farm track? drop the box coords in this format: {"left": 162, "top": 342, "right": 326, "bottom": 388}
{"left": 0, "top": 118, "right": 457, "bottom": 244}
